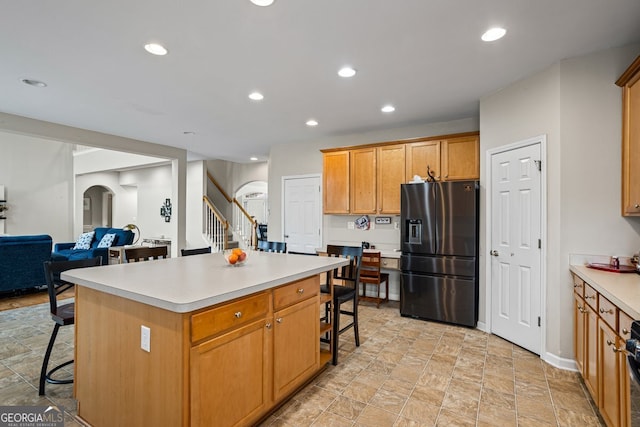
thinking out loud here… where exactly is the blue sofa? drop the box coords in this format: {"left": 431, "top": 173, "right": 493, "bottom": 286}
{"left": 0, "top": 234, "right": 53, "bottom": 293}
{"left": 51, "top": 227, "right": 134, "bottom": 264}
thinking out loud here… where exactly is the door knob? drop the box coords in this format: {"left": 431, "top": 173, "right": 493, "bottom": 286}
{"left": 490, "top": 250, "right": 499, "bottom": 257}
{"left": 284, "top": 234, "right": 289, "bottom": 238}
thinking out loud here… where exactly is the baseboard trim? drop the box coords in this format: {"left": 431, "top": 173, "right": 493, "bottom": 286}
{"left": 542, "top": 351, "right": 578, "bottom": 372}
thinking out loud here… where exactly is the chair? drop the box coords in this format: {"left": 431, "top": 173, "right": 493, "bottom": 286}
{"left": 257, "top": 240, "right": 287, "bottom": 253}
{"left": 358, "top": 251, "right": 389, "bottom": 308}
{"left": 124, "top": 246, "right": 168, "bottom": 262}
{"left": 181, "top": 246, "right": 212, "bottom": 256}
{"left": 321, "top": 245, "right": 363, "bottom": 365}
{"left": 40, "top": 256, "right": 102, "bottom": 395}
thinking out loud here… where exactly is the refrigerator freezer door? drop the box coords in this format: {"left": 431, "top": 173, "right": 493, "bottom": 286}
{"left": 401, "top": 183, "right": 436, "bottom": 254}
{"left": 435, "top": 181, "right": 478, "bottom": 257}
{"left": 400, "top": 272, "right": 478, "bottom": 327}
{"left": 401, "top": 254, "right": 476, "bottom": 277}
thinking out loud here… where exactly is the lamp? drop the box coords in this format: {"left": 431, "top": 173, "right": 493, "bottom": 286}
{"left": 123, "top": 224, "right": 140, "bottom": 245}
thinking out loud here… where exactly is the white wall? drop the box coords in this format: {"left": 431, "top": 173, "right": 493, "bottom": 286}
{"left": 0, "top": 131, "right": 74, "bottom": 241}
{"left": 186, "top": 161, "right": 208, "bottom": 249}
{"left": 268, "top": 117, "right": 480, "bottom": 243}
{"left": 480, "top": 44, "right": 640, "bottom": 362}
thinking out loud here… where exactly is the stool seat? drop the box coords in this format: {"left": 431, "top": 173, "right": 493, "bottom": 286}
{"left": 52, "top": 302, "right": 74, "bottom": 325}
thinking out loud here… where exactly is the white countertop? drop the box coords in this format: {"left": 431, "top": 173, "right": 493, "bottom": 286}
{"left": 570, "top": 264, "right": 640, "bottom": 319}
{"left": 62, "top": 251, "right": 349, "bottom": 313}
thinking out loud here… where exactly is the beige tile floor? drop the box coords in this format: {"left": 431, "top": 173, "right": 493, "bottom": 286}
{"left": 0, "top": 299, "right": 603, "bottom": 427}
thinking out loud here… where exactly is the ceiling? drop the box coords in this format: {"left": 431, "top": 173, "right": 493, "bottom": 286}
{"left": 1, "top": 1, "right": 640, "bottom": 163}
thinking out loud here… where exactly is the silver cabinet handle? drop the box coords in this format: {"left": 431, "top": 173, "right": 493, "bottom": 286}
{"left": 600, "top": 308, "right": 613, "bottom": 315}
{"left": 585, "top": 295, "right": 595, "bottom": 300}
{"left": 635, "top": 204, "right": 640, "bottom": 209}
{"left": 490, "top": 250, "right": 499, "bottom": 257}
{"left": 234, "top": 311, "right": 242, "bottom": 318}
{"left": 623, "top": 328, "right": 630, "bottom": 335}
{"left": 276, "top": 317, "right": 283, "bottom": 323}
{"left": 297, "top": 288, "right": 304, "bottom": 294}
{"left": 265, "top": 323, "right": 272, "bottom": 329}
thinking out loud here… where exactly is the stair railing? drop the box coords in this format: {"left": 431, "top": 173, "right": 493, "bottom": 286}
{"left": 203, "top": 196, "right": 229, "bottom": 252}
{"left": 206, "top": 171, "right": 257, "bottom": 249}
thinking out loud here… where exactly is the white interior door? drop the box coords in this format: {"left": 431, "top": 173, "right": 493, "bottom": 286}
{"left": 283, "top": 175, "right": 321, "bottom": 254}
{"left": 490, "top": 141, "right": 542, "bottom": 354}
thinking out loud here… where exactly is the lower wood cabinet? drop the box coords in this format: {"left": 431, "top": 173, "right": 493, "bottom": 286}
{"left": 572, "top": 273, "right": 632, "bottom": 427}
{"left": 191, "top": 318, "right": 272, "bottom": 427}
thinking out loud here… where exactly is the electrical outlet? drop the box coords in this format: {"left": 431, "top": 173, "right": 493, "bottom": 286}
{"left": 369, "top": 222, "right": 375, "bottom": 230}
{"left": 141, "top": 325, "right": 151, "bottom": 352}
{"left": 347, "top": 221, "right": 355, "bottom": 230}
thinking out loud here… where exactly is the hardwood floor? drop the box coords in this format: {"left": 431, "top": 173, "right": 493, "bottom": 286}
{"left": 0, "top": 287, "right": 73, "bottom": 312}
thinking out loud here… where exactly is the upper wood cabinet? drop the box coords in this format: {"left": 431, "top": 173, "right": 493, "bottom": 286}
{"left": 616, "top": 55, "right": 640, "bottom": 216}
{"left": 377, "top": 144, "right": 406, "bottom": 214}
{"left": 406, "top": 140, "right": 441, "bottom": 181}
{"left": 322, "top": 132, "right": 479, "bottom": 214}
{"left": 323, "top": 151, "right": 350, "bottom": 214}
{"left": 350, "top": 147, "right": 377, "bottom": 214}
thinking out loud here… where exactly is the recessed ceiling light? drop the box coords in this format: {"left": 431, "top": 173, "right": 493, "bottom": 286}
{"left": 250, "top": 0, "right": 274, "bottom": 6}
{"left": 144, "top": 43, "right": 168, "bottom": 56}
{"left": 481, "top": 27, "right": 506, "bottom": 42}
{"left": 250, "top": 157, "right": 259, "bottom": 161}
{"left": 338, "top": 67, "right": 357, "bottom": 78}
{"left": 306, "top": 119, "right": 319, "bottom": 127}
{"left": 249, "top": 92, "right": 264, "bottom": 101}
{"left": 21, "top": 78, "right": 47, "bottom": 87}
{"left": 381, "top": 105, "right": 395, "bottom": 113}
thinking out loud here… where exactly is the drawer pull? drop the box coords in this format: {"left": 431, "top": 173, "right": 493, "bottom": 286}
{"left": 573, "top": 283, "right": 582, "bottom": 288}
{"left": 297, "top": 288, "right": 304, "bottom": 294}
{"left": 585, "top": 295, "right": 595, "bottom": 300}
{"left": 265, "top": 322, "right": 272, "bottom": 329}
{"left": 578, "top": 306, "right": 586, "bottom": 314}
{"left": 276, "top": 317, "right": 283, "bottom": 323}
{"left": 234, "top": 311, "right": 243, "bottom": 318}
{"left": 600, "top": 308, "right": 614, "bottom": 315}
{"left": 623, "top": 328, "right": 630, "bottom": 335}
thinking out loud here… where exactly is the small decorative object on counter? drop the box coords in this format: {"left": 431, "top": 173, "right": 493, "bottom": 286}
{"left": 224, "top": 248, "right": 248, "bottom": 266}
{"left": 611, "top": 256, "right": 620, "bottom": 269}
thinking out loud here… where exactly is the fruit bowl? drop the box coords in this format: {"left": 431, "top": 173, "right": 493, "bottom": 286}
{"left": 223, "top": 248, "right": 248, "bottom": 266}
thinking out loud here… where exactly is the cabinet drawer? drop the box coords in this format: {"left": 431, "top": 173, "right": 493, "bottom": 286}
{"left": 598, "top": 294, "right": 617, "bottom": 329}
{"left": 381, "top": 257, "right": 399, "bottom": 270}
{"left": 619, "top": 310, "right": 634, "bottom": 338}
{"left": 572, "top": 274, "right": 584, "bottom": 297}
{"left": 191, "top": 292, "right": 270, "bottom": 343}
{"left": 584, "top": 284, "right": 598, "bottom": 310}
{"left": 274, "top": 276, "right": 319, "bottom": 311}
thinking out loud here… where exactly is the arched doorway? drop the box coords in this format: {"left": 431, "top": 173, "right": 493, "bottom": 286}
{"left": 234, "top": 181, "right": 267, "bottom": 247}
{"left": 83, "top": 185, "right": 113, "bottom": 232}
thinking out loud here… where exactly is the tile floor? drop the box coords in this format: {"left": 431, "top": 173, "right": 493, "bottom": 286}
{"left": 0, "top": 299, "right": 603, "bottom": 426}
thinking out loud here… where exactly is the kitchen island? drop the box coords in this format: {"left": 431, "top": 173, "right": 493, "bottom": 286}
{"left": 62, "top": 251, "right": 349, "bottom": 427}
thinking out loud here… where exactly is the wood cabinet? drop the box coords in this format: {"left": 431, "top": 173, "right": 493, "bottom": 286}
{"left": 323, "top": 150, "right": 350, "bottom": 214}
{"left": 571, "top": 272, "right": 632, "bottom": 427}
{"left": 322, "top": 132, "right": 478, "bottom": 214}
{"left": 377, "top": 144, "right": 405, "bottom": 214}
{"left": 406, "top": 140, "right": 442, "bottom": 181}
{"left": 616, "top": 55, "right": 640, "bottom": 216}
{"left": 350, "top": 147, "right": 377, "bottom": 214}
{"left": 76, "top": 275, "right": 326, "bottom": 427}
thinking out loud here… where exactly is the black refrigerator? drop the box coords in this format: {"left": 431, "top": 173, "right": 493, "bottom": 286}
{"left": 400, "top": 181, "right": 479, "bottom": 327}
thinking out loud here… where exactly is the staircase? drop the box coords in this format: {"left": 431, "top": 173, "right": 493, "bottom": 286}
{"left": 202, "top": 172, "right": 255, "bottom": 253}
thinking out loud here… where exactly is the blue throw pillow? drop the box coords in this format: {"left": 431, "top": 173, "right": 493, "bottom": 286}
{"left": 73, "top": 231, "right": 95, "bottom": 250}
{"left": 97, "top": 233, "right": 117, "bottom": 248}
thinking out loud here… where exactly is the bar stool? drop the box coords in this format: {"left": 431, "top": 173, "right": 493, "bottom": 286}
{"left": 321, "top": 245, "right": 362, "bottom": 365}
{"left": 40, "top": 257, "right": 101, "bottom": 395}
{"left": 257, "top": 241, "right": 287, "bottom": 253}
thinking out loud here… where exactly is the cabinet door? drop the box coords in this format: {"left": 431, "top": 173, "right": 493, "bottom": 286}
{"left": 599, "top": 319, "right": 622, "bottom": 427}
{"left": 621, "top": 68, "right": 640, "bottom": 215}
{"left": 273, "top": 296, "right": 319, "bottom": 401}
{"left": 350, "top": 147, "right": 377, "bottom": 214}
{"left": 323, "top": 151, "right": 350, "bottom": 214}
{"left": 406, "top": 140, "right": 441, "bottom": 181}
{"left": 441, "top": 136, "right": 479, "bottom": 181}
{"left": 585, "top": 304, "right": 599, "bottom": 400}
{"left": 573, "top": 292, "right": 586, "bottom": 376}
{"left": 377, "top": 144, "right": 405, "bottom": 214}
{"left": 191, "top": 318, "right": 272, "bottom": 427}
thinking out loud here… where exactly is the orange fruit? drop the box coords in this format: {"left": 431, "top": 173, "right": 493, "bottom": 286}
{"left": 228, "top": 253, "right": 238, "bottom": 264}
{"left": 232, "top": 248, "right": 243, "bottom": 256}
